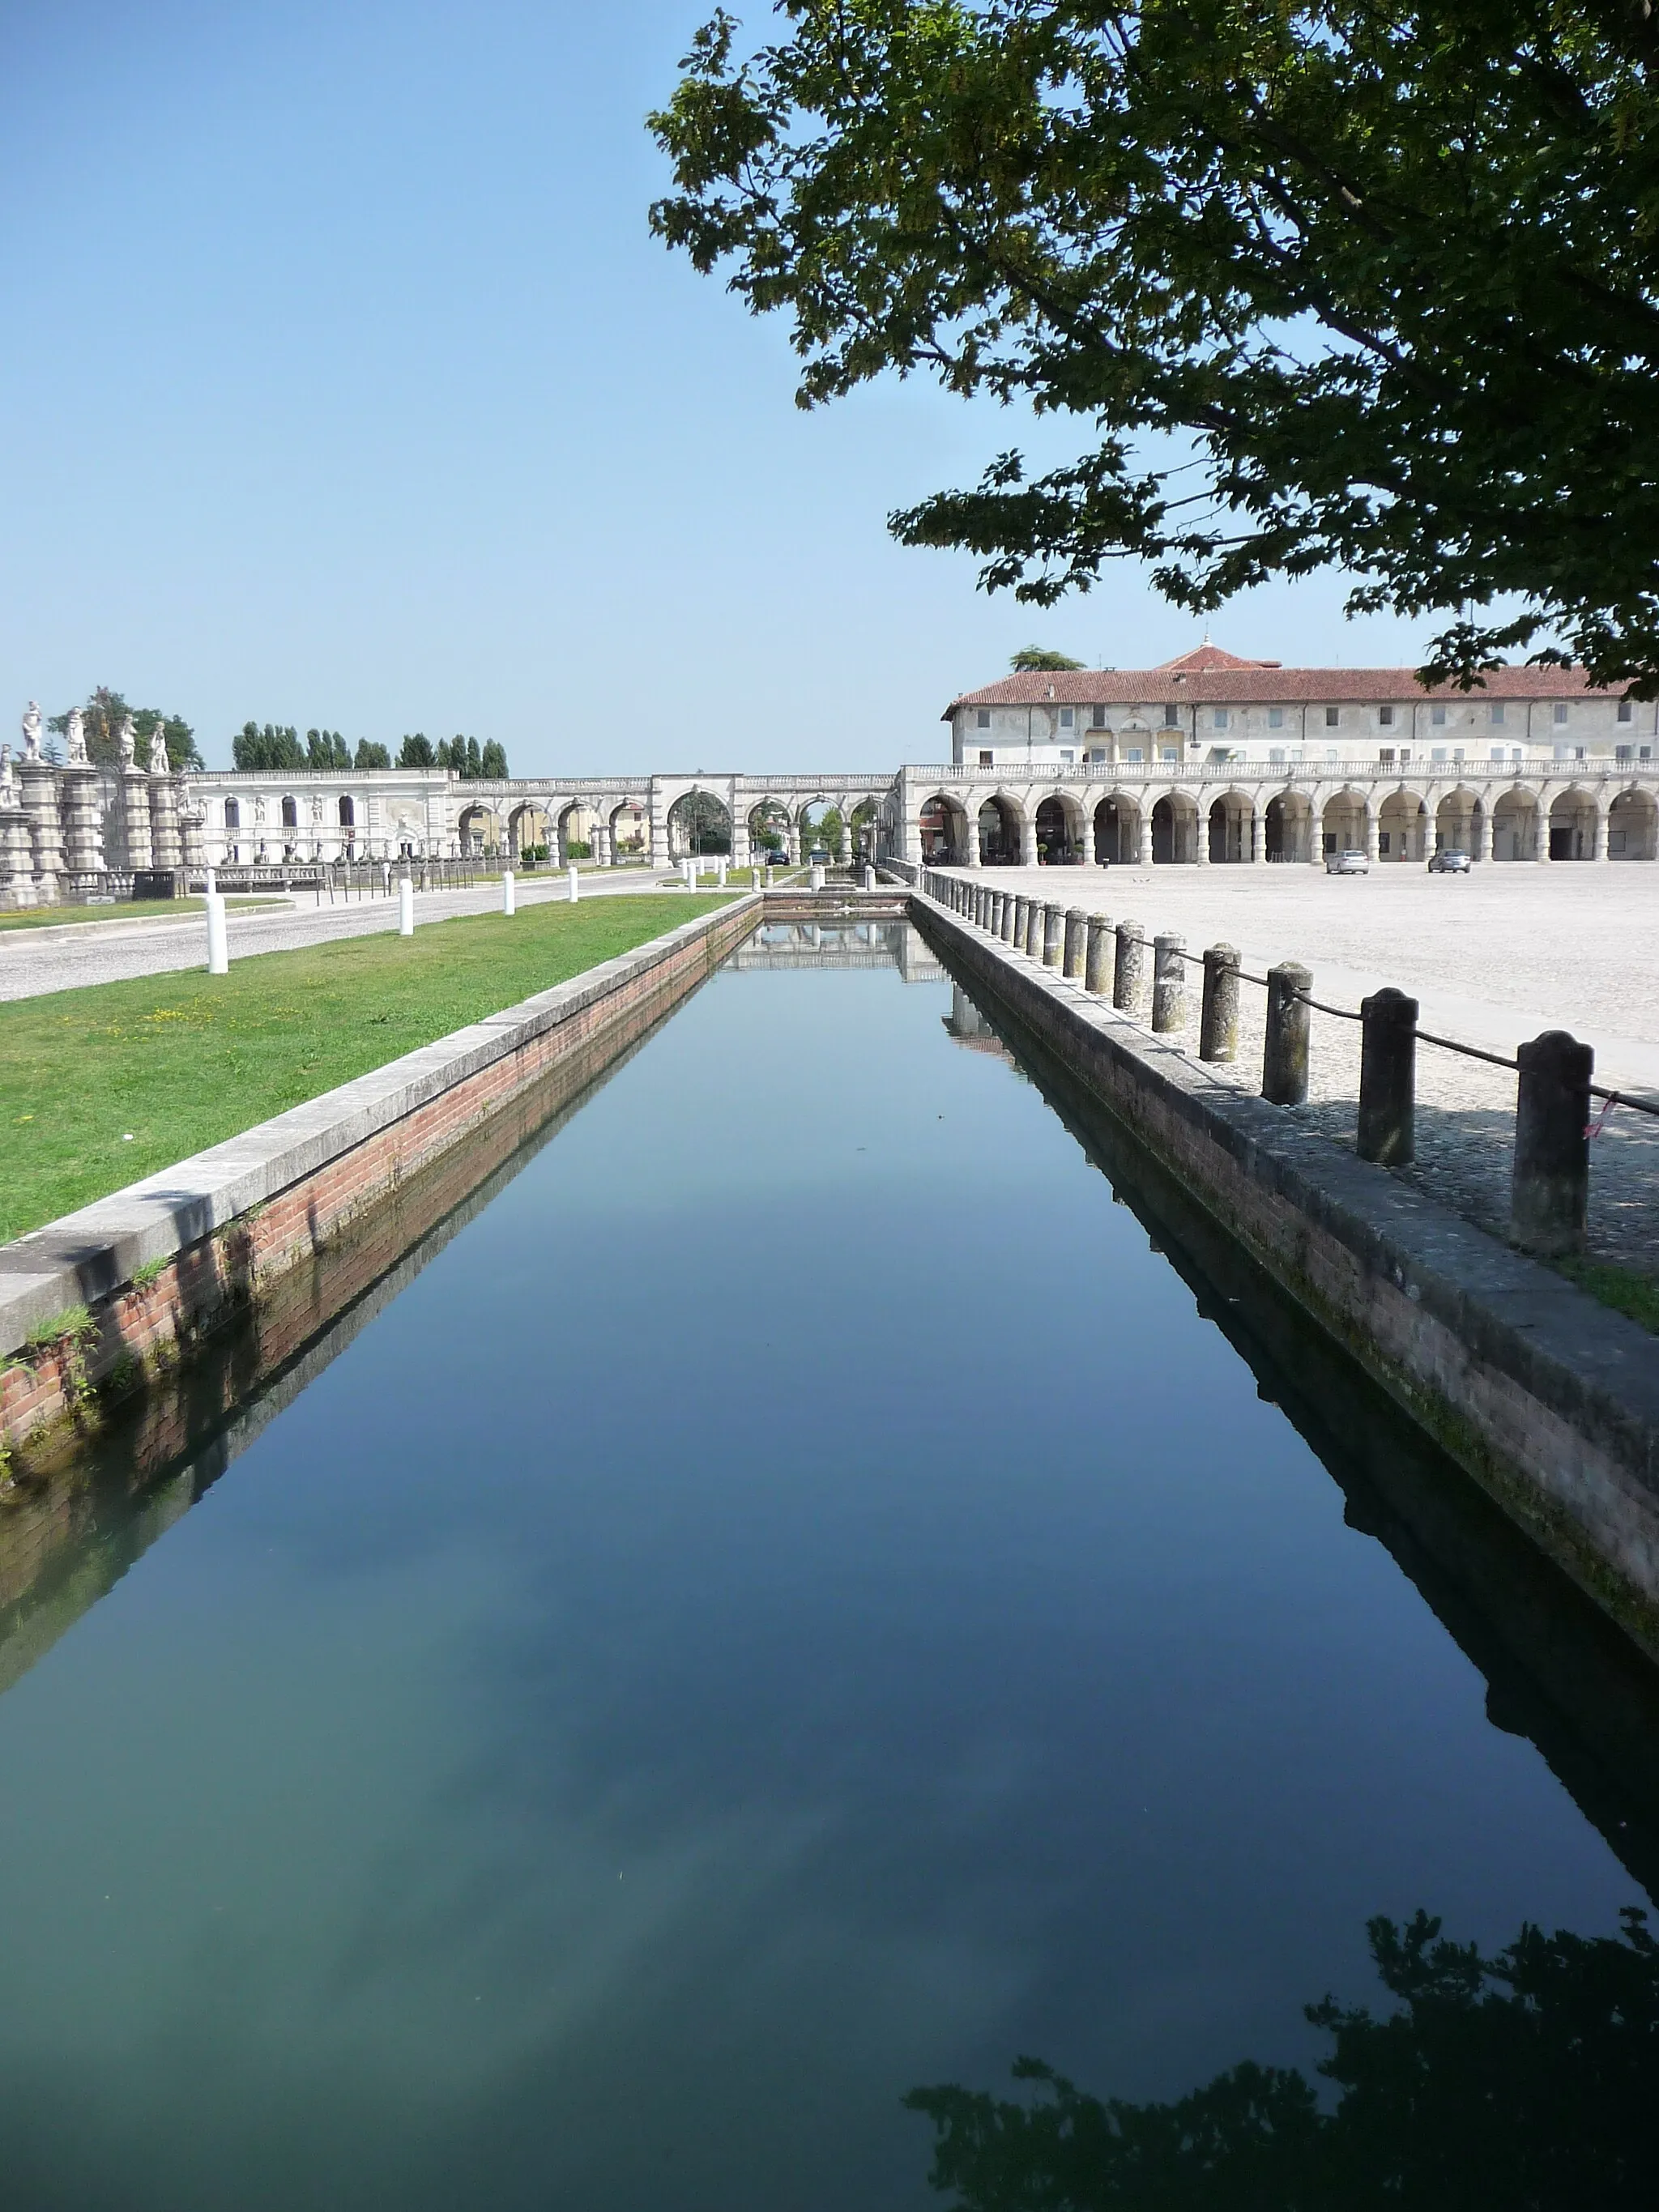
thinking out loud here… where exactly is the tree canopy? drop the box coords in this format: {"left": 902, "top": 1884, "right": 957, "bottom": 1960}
{"left": 1011, "top": 646, "right": 1086, "bottom": 671}
{"left": 232, "top": 722, "right": 308, "bottom": 773}
{"left": 49, "top": 688, "right": 203, "bottom": 771}
{"left": 651, "top": 2, "right": 1659, "bottom": 692}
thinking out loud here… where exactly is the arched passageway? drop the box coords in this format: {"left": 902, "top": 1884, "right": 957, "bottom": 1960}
{"left": 748, "top": 799, "right": 791, "bottom": 863}
{"left": 668, "top": 789, "right": 732, "bottom": 858}
{"left": 1093, "top": 794, "right": 1141, "bottom": 864}
{"left": 919, "top": 793, "right": 966, "bottom": 863}
{"left": 1491, "top": 790, "right": 1539, "bottom": 861}
{"left": 1608, "top": 788, "right": 1658, "bottom": 859}
{"left": 1549, "top": 788, "right": 1597, "bottom": 861}
{"left": 1379, "top": 791, "right": 1426, "bottom": 862}
{"left": 609, "top": 802, "right": 646, "bottom": 860}
{"left": 800, "top": 798, "right": 850, "bottom": 863}
{"left": 1321, "top": 790, "right": 1368, "bottom": 859}
{"left": 977, "top": 796, "right": 1021, "bottom": 864}
{"left": 1151, "top": 793, "right": 1200, "bottom": 863}
{"left": 1034, "top": 794, "right": 1083, "bottom": 864}
{"left": 1208, "top": 792, "right": 1252, "bottom": 861}
{"left": 1264, "top": 792, "right": 1315, "bottom": 863}
{"left": 1435, "top": 789, "right": 1483, "bottom": 858}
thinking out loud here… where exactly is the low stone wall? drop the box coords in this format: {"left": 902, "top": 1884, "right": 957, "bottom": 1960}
{"left": 911, "top": 896, "right": 1659, "bottom": 1656}
{"left": 0, "top": 895, "right": 760, "bottom": 1458}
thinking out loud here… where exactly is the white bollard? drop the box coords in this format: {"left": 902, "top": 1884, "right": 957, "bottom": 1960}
{"left": 567, "top": 865, "right": 580, "bottom": 903}
{"left": 205, "top": 893, "right": 228, "bottom": 974}
{"left": 204, "top": 866, "right": 216, "bottom": 897}
{"left": 717, "top": 857, "right": 727, "bottom": 886}
{"left": 810, "top": 863, "right": 825, "bottom": 892}
{"left": 399, "top": 877, "right": 414, "bottom": 936}
{"left": 501, "top": 868, "right": 515, "bottom": 917}
{"left": 683, "top": 857, "right": 695, "bottom": 888}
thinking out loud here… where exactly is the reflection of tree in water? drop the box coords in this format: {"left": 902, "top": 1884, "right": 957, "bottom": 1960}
{"left": 907, "top": 1909, "right": 1659, "bottom": 2210}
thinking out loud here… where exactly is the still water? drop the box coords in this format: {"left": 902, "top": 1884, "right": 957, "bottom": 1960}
{"left": 0, "top": 923, "right": 1647, "bottom": 2208}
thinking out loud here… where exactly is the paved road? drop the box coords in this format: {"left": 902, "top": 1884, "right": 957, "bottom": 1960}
{"left": 0, "top": 872, "right": 726, "bottom": 1003}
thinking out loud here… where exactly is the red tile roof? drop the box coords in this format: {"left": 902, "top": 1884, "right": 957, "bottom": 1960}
{"left": 945, "top": 658, "right": 1615, "bottom": 718}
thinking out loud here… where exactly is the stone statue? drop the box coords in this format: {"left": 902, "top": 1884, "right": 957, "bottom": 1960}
{"left": 147, "top": 723, "right": 169, "bottom": 774}
{"left": 20, "top": 701, "right": 41, "bottom": 762}
{"left": 253, "top": 796, "right": 267, "bottom": 825}
{"left": 66, "top": 710, "right": 88, "bottom": 766}
{"left": 117, "top": 716, "right": 137, "bottom": 769}
{"left": 0, "top": 743, "right": 12, "bottom": 797}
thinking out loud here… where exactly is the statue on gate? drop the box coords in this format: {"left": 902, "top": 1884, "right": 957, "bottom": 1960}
{"left": 20, "top": 701, "right": 41, "bottom": 761}
{"left": 66, "top": 710, "right": 88, "bottom": 765}
{"left": 0, "top": 743, "right": 13, "bottom": 796}
{"left": 117, "top": 716, "right": 138, "bottom": 768}
{"left": 147, "top": 722, "right": 169, "bottom": 774}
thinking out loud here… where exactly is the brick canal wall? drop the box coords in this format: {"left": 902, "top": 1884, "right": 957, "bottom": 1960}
{"left": 0, "top": 895, "right": 761, "bottom": 1460}
{"left": 911, "top": 895, "right": 1659, "bottom": 1659}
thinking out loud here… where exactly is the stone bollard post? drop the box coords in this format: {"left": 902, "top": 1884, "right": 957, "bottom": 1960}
{"left": 1358, "top": 988, "right": 1418, "bottom": 1166}
{"left": 1512, "top": 1030, "right": 1593, "bottom": 1255}
{"left": 501, "top": 868, "right": 516, "bottom": 916}
{"left": 1262, "top": 962, "right": 1312, "bottom": 1105}
{"left": 1085, "top": 914, "right": 1113, "bottom": 995}
{"left": 1063, "top": 908, "right": 1087, "bottom": 979}
{"left": 1152, "top": 932, "right": 1187, "bottom": 1034}
{"left": 1026, "top": 899, "right": 1044, "bottom": 958}
{"left": 568, "top": 864, "right": 580, "bottom": 902}
{"left": 399, "top": 876, "right": 415, "bottom": 936}
{"left": 1113, "top": 920, "right": 1146, "bottom": 1012}
{"left": 1010, "top": 894, "right": 1026, "bottom": 945}
{"left": 1043, "top": 903, "right": 1065, "bottom": 967}
{"left": 810, "top": 862, "right": 825, "bottom": 891}
{"left": 1199, "top": 945, "right": 1240, "bottom": 1063}
{"left": 204, "top": 893, "right": 228, "bottom": 974}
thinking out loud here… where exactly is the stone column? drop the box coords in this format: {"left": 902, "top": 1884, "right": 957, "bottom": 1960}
{"left": 122, "top": 769, "right": 154, "bottom": 873}
{"left": 732, "top": 812, "right": 751, "bottom": 871}
{"left": 1200, "top": 945, "right": 1239, "bottom": 1062}
{"left": 788, "top": 821, "right": 803, "bottom": 864}
{"left": 149, "top": 771, "right": 182, "bottom": 872}
{"left": 17, "top": 758, "right": 65, "bottom": 905}
{"left": 1364, "top": 804, "right": 1381, "bottom": 866}
{"left": 1194, "top": 808, "right": 1210, "bottom": 865}
{"left": 1251, "top": 806, "right": 1268, "bottom": 863}
{"left": 1477, "top": 802, "right": 1495, "bottom": 864}
{"left": 1512, "top": 1030, "right": 1593, "bottom": 1255}
{"left": 966, "top": 813, "right": 981, "bottom": 867}
{"left": 1358, "top": 989, "right": 1418, "bottom": 1166}
{"left": 1137, "top": 811, "right": 1154, "bottom": 867}
{"left": 1592, "top": 803, "right": 1610, "bottom": 862}
{"left": 0, "top": 803, "right": 37, "bottom": 907}
{"left": 58, "top": 765, "right": 105, "bottom": 884}
{"left": 838, "top": 817, "right": 852, "bottom": 864}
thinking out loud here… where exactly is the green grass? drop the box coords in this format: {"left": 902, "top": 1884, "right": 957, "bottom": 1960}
{"left": 1555, "top": 1257, "right": 1659, "bottom": 1336}
{"left": 0, "top": 893, "right": 732, "bottom": 1242}
{"left": 0, "top": 898, "right": 285, "bottom": 933}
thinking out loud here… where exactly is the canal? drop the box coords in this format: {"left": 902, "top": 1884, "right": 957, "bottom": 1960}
{"left": 0, "top": 921, "right": 1649, "bottom": 2208}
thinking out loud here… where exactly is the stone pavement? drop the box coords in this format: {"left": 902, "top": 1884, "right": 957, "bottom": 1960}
{"left": 949, "top": 862, "right": 1659, "bottom": 1272}
{"left": 0, "top": 871, "right": 707, "bottom": 1004}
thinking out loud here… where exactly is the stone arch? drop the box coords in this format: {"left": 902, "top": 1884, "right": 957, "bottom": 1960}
{"left": 1434, "top": 785, "right": 1483, "bottom": 858}
{"left": 1093, "top": 791, "right": 1141, "bottom": 865}
{"left": 1608, "top": 786, "right": 1658, "bottom": 860}
{"left": 977, "top": 792, "right": 1021, "bottom": 865}
{"left": 918, "top": 790, "right": 969, "bottom": 864}
{"left": 1207, "top": 789, "right": 1254, "bottom": 862}
{"left": 1033, "top": 790, "right": 1085, "bottom": 864}
{"left": 1150, "top": 789, "right": 1201, "bottom": 863}
{"left": 1548, "top": 785, "right": 1598, "bottom": 861}
{"left": 667, "top": 786, "right": 732, "bottom": 858}
{"left": 458, "top": 800, "right": 503, "bottom": 856}
{"left": 1320, "top": 786, "right": 1370, "bottom": 859}
{"left": 1491, "top": 787, "right": 1540, "bottom": 861}
{"left": 797, "top": 794, "right": 848, "bottom": 863}
{"left": 748, "top": 796, "right": 793, "bottom": 863}
{"left": 1379, "top": 788, "right": 1427, "bottom": 863}
{"left": 608, "top": 799, "right": 646, "bottom": 860}
{"left": 507, "top": 800, "right": 549, "bottom": 859}
{"left": 1265, "top": 791, "right": 1316, "bottom": 863}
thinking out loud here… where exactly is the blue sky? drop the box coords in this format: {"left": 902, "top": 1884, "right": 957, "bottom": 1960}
{"left": 0, "top": 1, "right": 1431, "bottom": 774}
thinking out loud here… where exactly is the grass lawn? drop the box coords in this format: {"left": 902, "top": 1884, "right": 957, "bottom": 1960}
{"left": 0, "top": 893, "right": 732, "bottom": 1242}
{"left": 0, "top": 898, "right": 287, "bottom": 934}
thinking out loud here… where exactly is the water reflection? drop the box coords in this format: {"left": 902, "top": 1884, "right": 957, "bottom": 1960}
{"left": 908, "top": 1907, "right": 1659, "bottom": 2210}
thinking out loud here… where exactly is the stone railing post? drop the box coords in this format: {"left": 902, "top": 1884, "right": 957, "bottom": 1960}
{"left": 1026, "top": 899, "right": 1043, "bottom": 958}
{"left": 1063, "top": 908, "right": 1087, "bottom": 979}
{"left": 1512, "top": 1030, "right": 1593, "bottom": 1255}
{"left": 1012, "top": 893, "right": 1027, "bottom": 945}
{"left": 1000, "top": 892, "right": 1016, "bottom": 944}
{"left": 1199, "top": 944, "right": 1240, "bottom": 1062}
{"left": 1085, "top": 914, "right": 1113, "bottom": 995}
{"left": 1262, "top": 962, "right": 1311, "bottom": 1104}
{"left": 1042, "top": 903, "right": 1064, "bottom": 966}
{"left": 1357, "top": 988, "right": 1418, "bottom": 1165}
{"left": 1152, "top": 931, "right": 1187, "bottom": 1033}
{"left": 1113, "top": 919, "right": 1146, "bottom": 1013}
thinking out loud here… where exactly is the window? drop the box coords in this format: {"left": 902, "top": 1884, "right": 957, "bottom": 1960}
{"left": 1213, "top": 709, "right": 1230, "bottom": 730}
{"left": 224, "top": 799, "right": 240, "bottom": 828}
{"left": 281, "top": 795, "right": 299, "bottom": 829}
{"left": 1490, "top": 747, "right": 1505, "bottom": 761}
{"left": 1576, "top": 747, "right": 1586, "bottom": 761}
{"left": 1379, "top": 705, "right": 1394, "bottom": 727}
{"left": 1269, "top": 706, "right": 1284, "bottom": 729}
{"left": 1491, "top": 704, "right": 1505, "bottom": 726}
{"left": 1400, "top": 748, "right": 1412, "bottom": 762}
{"left": 1159, "top": 746, "right": 1179, "bottom": 762}
{"left": 1453, "top": 748, "right": 1465, "bottom": 761}
{"left": 1091, "top": 705, "right": 1107, "bottom": 729}
{"left": 976, "top": 708, "right": 991, "bottom": 729}
{"left": 1431, "top": 705, "right": 1447, "bottom": 726}
{"left": 1618, "top": 745, "right": 1634, "bottom": 763}
{"left": 1060, "top": 748, "right": 1075, "bottom": 765}
{"left": 1324, "top": 705, "right": 1340, "bottom": 727}
{"left": 1087, "top": 748, "right": 1107, "bottom": 764}
{"left": 1618, "top": 700, "right": 1634, "bottom": 723}
{"left": 1163, "top": 704, "right": 1179, "bottom": 725}
{"left": 1379, "top": 832, "right": 1392, "bottom": 855}
{"left": 338, "top": 795, "right": 354, "bottom": 826}
{"left": 1643, "top": 747, "right": 1654, "bottom": 761}
{"left": 1379, "top": 748, "right": 1395, "bottom": 765}
{"left": 1553, "top": 702, "right": 1569, "bottom": 725}
{"left": 1060, "top": 707, "right": 1074, "bottom": 729}
{"left": 978, "top": 748, "right": 993, "bottom": 768}
{"left": 1269, "top": 747, "right": 1286, "bottom": 764}
{"left": 1124, "top": 748, "right": 1143, "bottom": 763}
{"left": 1431, "top": 746, "right": 1448, "bottom": 763}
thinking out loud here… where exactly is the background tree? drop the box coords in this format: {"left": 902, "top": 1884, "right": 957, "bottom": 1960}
{"left": 1011, "top": 646, "right": 1085, "bottom": 672}
{"left": 354, "top": 739, "right": 390, "bottom": 770}
{"left": 398, "top": 733, "right": 437, "bottom": 769}
{"left": 479, "top": 739, "right": 508, "bottom": 779}
{"left": 306, "top": 728, "right": 351, "bottom": 769}
{"left": 466, "top": 737, "right": 482, "bottom": 777}
{"left": 232, "top": 722, "right": 306, "bottom": 772}
{"left": 49, "top": 688, "right": 203, "bottom": 769}
{"left": 652, "top": 3, "right": 1659, "bottom": 692}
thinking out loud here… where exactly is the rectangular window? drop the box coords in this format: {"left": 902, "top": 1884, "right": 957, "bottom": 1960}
{"left": 1324, "top": 705, "right": 1339, "bottom": 727}
{"left": 1576, "top": 747, "right": 1586, "bottom": 761}
{"left": 1618, "top": 700, "right": 1634, "bottom": 723}
{"left": 1617, "top": 745, "right": 1634, "bottom": 763}
{"left": 1379, "top": 748, "right": 1395, "bottom": 765}
{"left": 1453, "top": 748, "right": 1465, "bottom": 761}
{"left": 1643, "top": 746, "right": 1653, "bottom": 761}
{"left": 1087, "top": 747, "right": 1107, "bottom": 764}
{"left": 975, "top": 708, "right": 991, "bottom": 729}
{"left": 1213, "top": 709, "right": 1229, "bottom": 730}
{"left": 1431, "top": 705, "right": 1447, "bottom": 726}
{"left": 1268, "top": 706, "right": 1284, "bottom": 729}
{"left": 1159, "top": 746, "right": 1179, "bottom": 763}
{"left": 1379, "top": 705, "right": 1394, "bottom": 727}
{"left": 1269, "top": 748, "right": 1286, "bottom": 764}
{"left": 1491, "top": 703, "right": 1505, "bottom": 726}
{"left": 1553, "top": 702, "right": 1569, "bottom": 724}
{"left": 1060, "top": 707, "right": 1074, "bottom": 729}
{"left": 1431, "top": 746, "right": 1448, "bottom": 762}
{"left": 978, "top": 749, "right": 993, "bottom": 767}
{"left": 1490, "top": 747, "right": 1505, "bottom": 761}
{"left": 1124, "top": 747, "right": 1143, "bottom": 764}
{"left": 1164, "top": 704, "right": 1179, "bottom": 726}
{"left": 1379, "top": 831, "right": 1392, "bottom": 855}
{"left": 1091, "top": 705, "right": 1107, "bottom": 729}
{"left": 1400, "top": 748, "right": 1411, "bottom": 762}
{"left": 1060, "top": 748, "right": 1075, "bottom": 764}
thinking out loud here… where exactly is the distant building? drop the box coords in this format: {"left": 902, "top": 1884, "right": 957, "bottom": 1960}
{"left": 943, "top": 643, "right": 1655, "bottom": 773}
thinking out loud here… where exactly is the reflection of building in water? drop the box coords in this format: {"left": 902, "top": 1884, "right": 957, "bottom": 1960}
{"left": 942, "top": 984, "right": 1013, "bottom": 1061}
{"left": 729, "top": 922, "right": 946, "bottom": 984}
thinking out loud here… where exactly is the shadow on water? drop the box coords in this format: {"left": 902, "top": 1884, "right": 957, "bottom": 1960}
{"left": 906, "top": 1904, "right": 1659, "bottom": 2210}
{"left": 930, "top": 970, "right": 1659, "bottom": 1909}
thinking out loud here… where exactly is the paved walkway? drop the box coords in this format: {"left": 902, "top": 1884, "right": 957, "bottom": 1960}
{"left": 0, "top": 872, "right": 713, "bottom": 1004}
{"left": 945, "top": 862, "right": 1659, "bottom": 1273}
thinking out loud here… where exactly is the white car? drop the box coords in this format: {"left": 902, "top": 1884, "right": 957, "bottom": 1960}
{"left": 1326, "top": 849, "right": 1369, "bottom": 875}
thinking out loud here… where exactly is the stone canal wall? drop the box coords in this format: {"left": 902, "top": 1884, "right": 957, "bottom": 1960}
{"left": 0, "top": 895, "right": 761, "bottom": 1459}
{"left": 911, "top": 893, "right": 1659, "bottom": 1656}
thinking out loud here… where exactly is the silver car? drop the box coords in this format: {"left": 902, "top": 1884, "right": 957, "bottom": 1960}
{"left": 1325, "top": 848, "right": 1369, "bottom": 875}
{"left": 1428, "top": 848, "right": 1472, "bottom": 873}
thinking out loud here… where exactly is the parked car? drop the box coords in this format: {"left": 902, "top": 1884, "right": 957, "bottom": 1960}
{"left": 1326, "top": 848, "right": 1369, "bottom": 875}
{"left": 1428, "top": 848, "right": 1472, "bottom": 873}
{"left": 808, "top": 846, "right": 830, "bottom": 864}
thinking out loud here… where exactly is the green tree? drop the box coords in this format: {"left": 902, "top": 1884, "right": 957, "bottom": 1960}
{"left": 467, "top": 736, "right": 483, "bottom": 778}
{"left": 398, "top": 733, "right": 437, "bottom": 769}
{"left": 232, "top": 722, "right": 306, "bottom": 772}
{"left": 354, "top": 739, "right": 391, "bottom": 770}
{"left": 651, "top": 4, "right": 1659, "bottom": 692}
{"left": 49, "top": 688, "right": 203, "bottom": 770}
{"left": 479, "top": 739, "right": 508, "bottom": 779}
{"left": 1012, "top": 646, "right": 1085, "bottom": 672}
{"left": 306, "top": 728, "right": 351, "bottom": 770}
